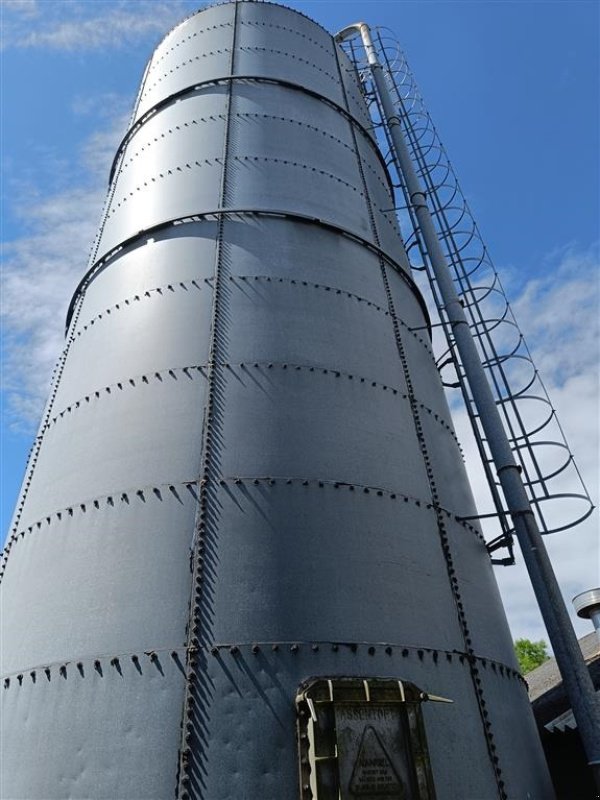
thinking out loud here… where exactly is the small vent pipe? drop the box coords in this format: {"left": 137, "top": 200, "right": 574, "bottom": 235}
{"left": 574, "top": 589, "right": 600, "bottom": 644}
{"left": 336, "top": 20, "right": 600, "bottom": 782}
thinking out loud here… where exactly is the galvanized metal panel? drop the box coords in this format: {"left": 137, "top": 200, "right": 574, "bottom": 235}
{"left": 217, "top": 365, "right": 428, "bottom": 493}
{"left": 222, "top": 272, "right": 406, "bottom": 388}
{"left": 376, "top": 208, "right": 406, "bottom": 260}
{"left": 54, "top": 272, "right": 213, "bottom": 411}
{"left": 1, "top": 650, "right": 187, "bottom": 799}
{"left": 98, "top": 160, "right": 224, "bottom": 259}
{"left": 355, "top": 132, "right": 394, "bottom": 206}
{"left": 19, "top": 372, "right": 205, "bottom": 527}
{"left": 76, "top": 222, "right": 218, "bottom": 325}
{"left": 239, "top": 1, "right": 334, "bottom": 58}
{"left": 118, "top": 89, "right": 229, "bottom": 189}
{"left": 139, "top": 51, "right": 234, "bottom": 121}
{"left": 384, "top": 263, "right": 430, "bottom": 330}
{"left": 230, "top": 82, "right": 357, "bottom": 179}
{"left": 1, "top": 492, "right": 195, "bottom": 672}
{"left": 222, "top": 215, "right": 391, "bottom": 307}
{"left": 227, "top": 128, "right": 373, "bottom": 244}
{"left": 136, "top": 3, "right": 235, "bottom": 119}
{"left": 98, "top": 100, "right": 226, "bottom": 258}
{"left": 238, "top": 3, "right": 338, "bottom": 81}
{"left": 142, "top": 19, "right": 235, "bottom": 99}
{"left": 237, "top": 1, "right": 344, "bottom": 107}
{"left": 203, "top": 482, "right": 465, "bottom": 650}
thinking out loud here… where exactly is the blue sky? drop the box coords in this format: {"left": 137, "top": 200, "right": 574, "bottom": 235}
{"left": 1, "top": 0, "right": 598, "bottom": 643}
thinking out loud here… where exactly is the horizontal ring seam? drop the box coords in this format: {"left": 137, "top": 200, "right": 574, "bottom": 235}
{"left": 71, "top": 275, "right": 432, "bottom": 356}
{"left": 44, "top": 364, "right": 457, "bottom": 447}
{"left": 1, "top": 641, "right": 524, "bottom": 686}
{"left": 109, "top": 75, "right": 383, "bottom": 187}
{"left": 3, "top": 477, "right": 483, "bottom": 562}
{"left": 67, "top": 210, "right": 423, "bottom": 332}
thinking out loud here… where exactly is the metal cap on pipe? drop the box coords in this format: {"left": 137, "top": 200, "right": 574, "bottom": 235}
{"left": 573, "top": 589, "right": 600, "bottom": 623}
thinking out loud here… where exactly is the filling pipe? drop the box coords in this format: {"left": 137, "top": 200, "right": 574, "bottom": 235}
{"left": 336, "top": 21, "right": 600, "bottom": 783}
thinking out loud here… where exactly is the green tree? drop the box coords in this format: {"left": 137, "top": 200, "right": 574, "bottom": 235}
{"left": 514, "top": 638, "right": 550, "bottom": 674}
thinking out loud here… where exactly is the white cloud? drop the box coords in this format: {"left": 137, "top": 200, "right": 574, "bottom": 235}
{"left": 1, "top": 111, "right": 128, "bottom": 432}
{"left": 513, "top": 247, "right": 599, "bottom": 384}
{"left": 1, "top": 0, "right": 196, "bottom": 51}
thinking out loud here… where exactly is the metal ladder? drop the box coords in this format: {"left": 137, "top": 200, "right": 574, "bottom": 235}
{"left": 341, "top": 29, "right": 593, "bottom": 564}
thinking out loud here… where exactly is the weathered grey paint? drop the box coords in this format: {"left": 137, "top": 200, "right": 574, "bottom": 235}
{"left": 1, "top": 2, "right": 553, "bottom": 798}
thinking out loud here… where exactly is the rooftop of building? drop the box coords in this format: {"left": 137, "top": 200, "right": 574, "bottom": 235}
{"left": 527, "top": 632, "right": 600, "bottom": 732}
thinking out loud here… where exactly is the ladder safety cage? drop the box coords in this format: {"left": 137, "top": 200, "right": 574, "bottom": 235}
{"left": 340, "top": 29, "right": 593, "bottom": 561}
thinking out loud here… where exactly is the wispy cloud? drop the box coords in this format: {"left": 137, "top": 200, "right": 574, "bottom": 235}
{"left": 1, "top": 110, "right": 128, "bottom": 432}
{"left": 1, "top": 0, "right": 197, "bottom": 51}
{"left": 2, "top": 0, "right": 39, "bottom": 18}
{"left": 512, "top": 245, "right": 600, "bottom": 385}
{"left": 71, "top": 92, "right": 128, "bottom": 120}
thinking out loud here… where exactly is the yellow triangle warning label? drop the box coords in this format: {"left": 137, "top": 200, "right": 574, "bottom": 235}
{"left": 349, "top": 725, "right": 405, "bottom": 797}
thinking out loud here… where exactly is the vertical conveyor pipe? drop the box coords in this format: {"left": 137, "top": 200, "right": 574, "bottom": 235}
{"left": 335, "top": 21, "right": 600, "bottom": 782}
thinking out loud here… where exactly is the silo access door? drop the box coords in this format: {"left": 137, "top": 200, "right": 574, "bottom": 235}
{"left": 296, "top": 678, "right": 442, "bottom": 799}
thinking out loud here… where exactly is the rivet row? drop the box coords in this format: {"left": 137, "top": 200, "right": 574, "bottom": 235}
{"left": 74, "top": 277, "right": 208, "bottom": 339}
{"left": 2, "top": 649, "right": 187, "bottom": 688}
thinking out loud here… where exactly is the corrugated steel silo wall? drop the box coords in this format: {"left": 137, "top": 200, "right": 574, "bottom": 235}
{"left": 1, "top": 2, "right": 553, "bottom": 798}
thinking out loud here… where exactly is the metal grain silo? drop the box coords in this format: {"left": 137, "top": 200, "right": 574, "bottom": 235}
{"left": 1, "top": 2, "right": 554, "bottom": 798}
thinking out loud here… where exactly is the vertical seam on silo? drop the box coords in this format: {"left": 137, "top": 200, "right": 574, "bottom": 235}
{"left": 175, "top": 3, "right": 239, "bottom": 798}
{"left": 332, "top": 41, "right": 507, "bottom": 800}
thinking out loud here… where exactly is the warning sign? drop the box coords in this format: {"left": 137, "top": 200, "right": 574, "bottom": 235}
{"left": 349, "top": 726, "right": 405, "bottom": 797}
